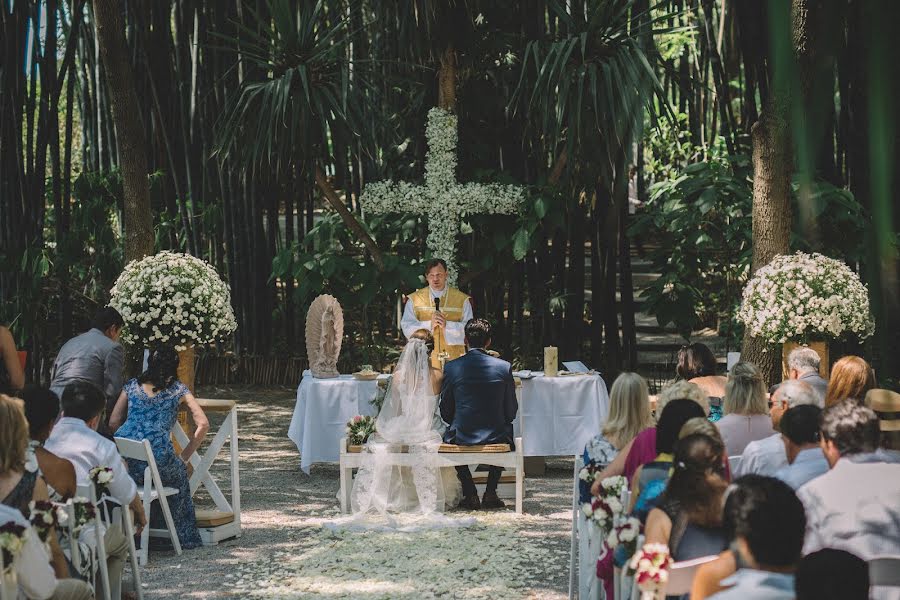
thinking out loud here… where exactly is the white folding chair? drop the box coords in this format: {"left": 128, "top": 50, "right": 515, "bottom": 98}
{"left": 870, "top": 555, "right": 900, "bottom": 588}
{"left": 100, "top": 498, "right": 145, "bottom": 600}
{"left": 568, "top": 455, "right": 580, "bottom": 599}
{"left": 728, "top": 455, "right": 742, "bottom": 476}
{"left": 115, "top": 437, "right": 182, "bottom": 565}
{"left": 76, "top": 483, "right": 112, "bottom": 600}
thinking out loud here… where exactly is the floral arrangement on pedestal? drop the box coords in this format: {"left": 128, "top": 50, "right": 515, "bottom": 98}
{"left": 346, "top": 415, "right": 376, "bottom": 446}
{"left": 737, "top": 251, "right": 874, "bottom": 344}
{"left": 360, "top": 107, "right": 525, "bottom": 285}
{"left": 110, "top": 251, "right": 237, "bottom": 351}
{"left": 627, "top": 543, "right": 673, "bottom": 600}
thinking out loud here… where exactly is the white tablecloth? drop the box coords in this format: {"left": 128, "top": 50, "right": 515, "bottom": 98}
{"left": 515, "top": 373, "right": 610, "bottom": 456}
{"left": 288, "top": 370, "right": 389, "bottom": 474}
{"left": 288, "top": 370, "right": 610, "bottom": 472}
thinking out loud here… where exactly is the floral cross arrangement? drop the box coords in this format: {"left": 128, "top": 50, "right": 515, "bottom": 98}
{"left": 89, "top": 466, "right": 114, "bottom": 499}
{"left": 628, "top": 543, "right": 673, "bottom": 600}
{"left": 346, "top": 415, "right": 376, "bottom": 446}
{"left": 110, "top": 251, "right": 238, "bottom": 350}
{"left": 737, "top": 251, "right": 875, "bottom": 344}
{"left": 360, "top": 107, "right": 526, "bottom": 285}
{"left": 0, "top": 520, "right": 26, "bottom": 573}
{"left": 28, "top": 500, "right": 66, "bottom": 549}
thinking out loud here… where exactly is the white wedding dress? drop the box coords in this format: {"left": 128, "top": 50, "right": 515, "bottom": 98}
{"left": 327, "top": 338, "right": 469, "bottom": 532}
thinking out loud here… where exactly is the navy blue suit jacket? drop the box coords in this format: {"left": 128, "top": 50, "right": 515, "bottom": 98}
{"left": 440, "top": 349, "right": 518, "bottom": 447}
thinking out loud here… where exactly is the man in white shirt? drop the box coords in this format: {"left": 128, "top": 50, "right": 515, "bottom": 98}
{"left": 0, "top": 504, "right": 93, "bottom": 600}
{"left": 773, "top": 405, "right": 829, "bottom": 490}
{"left": 45, "top": 382, "right": 147, "bottom": 596}
{"left": 798, "top": 402, "right": 900, "bottom": 565}
{"left": 400, "top": 259, "right": 473, "bottom": 369}
{"left": 738, "top": 380, "right": 820, "bottom": 476}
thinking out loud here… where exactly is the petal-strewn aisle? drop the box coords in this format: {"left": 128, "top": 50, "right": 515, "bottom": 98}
{"left": 139, "top": 385, "right": 573, "bottom": 599}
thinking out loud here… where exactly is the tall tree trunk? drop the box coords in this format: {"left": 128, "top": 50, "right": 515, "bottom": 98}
{"left": 740, "top": 101, "right": 792, "bottom": 385}
{"left": 92, "top": 0, "right": 153, "bottom": 261}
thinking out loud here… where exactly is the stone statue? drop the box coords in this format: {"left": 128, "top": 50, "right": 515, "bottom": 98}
{"left": 305, "top": 295, "right": 344, "bottom": 378}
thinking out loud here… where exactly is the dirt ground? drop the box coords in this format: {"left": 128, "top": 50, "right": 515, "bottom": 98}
{"left": 137, "top": 385, "right": 577, "bottom": 599}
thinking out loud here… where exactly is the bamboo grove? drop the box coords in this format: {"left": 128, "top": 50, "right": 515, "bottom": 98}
{"left": 1, "top": 0, "right": 898, "bottom": 386}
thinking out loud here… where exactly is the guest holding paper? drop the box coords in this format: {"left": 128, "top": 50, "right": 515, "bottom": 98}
{"left": 110, "top": 346, "right": 208, "bottom": 549}
{"left": 401, "top": 258, "right": 473, "bottom": 369}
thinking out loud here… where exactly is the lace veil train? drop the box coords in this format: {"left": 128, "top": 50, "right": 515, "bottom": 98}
{"left": 328, "top": 337, "right": 470, "bottom": 531}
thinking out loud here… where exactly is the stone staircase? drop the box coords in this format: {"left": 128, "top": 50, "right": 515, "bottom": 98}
{"left": 585, "top": 248, "right": 730, "bottom": 393}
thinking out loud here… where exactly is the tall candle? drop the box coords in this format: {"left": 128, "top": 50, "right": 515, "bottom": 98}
{"left": 544, "top": 346, "right": 558, "bottom": 377}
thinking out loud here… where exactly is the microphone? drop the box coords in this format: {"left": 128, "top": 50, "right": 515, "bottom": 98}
{"left": 434, "top": 297, "right": 440, "bottom": 313}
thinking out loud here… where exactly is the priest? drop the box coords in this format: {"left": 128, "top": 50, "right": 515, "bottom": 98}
{"left": 401, "top": 259, "right": 473, "bottom": 369}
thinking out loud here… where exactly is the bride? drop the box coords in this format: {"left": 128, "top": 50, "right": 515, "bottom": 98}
{"left": 347, "top": 329, "right": 463, "bottom": 525}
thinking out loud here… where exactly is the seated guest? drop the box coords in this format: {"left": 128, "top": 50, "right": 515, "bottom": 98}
{"left": 45, "top": 382, "right": 146, "bottom": 596}
{"left": 626, "top": 399, "right": 706, "bottom": 519}
{"left": 704, "top": 475, "right": 805, "bottom": 599}
{"left": 20, "top": 385, "right": 76, "bottom": 499}
{"left": 739, "top": 379, "right": 820, "bottom": 477}
{"left": 0, "top": 394, "right": 70, "bottom": 579}
{"left": 49, "top": 307, "right": 125, "bottom": 428}
{"left": 716, "top": 362, "right": 774, "bottom": 457}
{"left": 679, "top": 417, "right": 732, "bottom": 480}
{"left": 773, "top": 405, "right": 828, "bottom": 490}
{"left": 824, "top": 355, "right": 875, "bottom": 408}
{"left": 592, "top": 380, "right": 706, "bottom": 495}
{"left": 644, "top": 433, "right": 729, "bottom": 561}
{"left": 798, "top": 402, "right": 900, "bottom": 562}
{"left": 582, "top": 372, "right": 653, "bottom": 468}
{"left": 0, "top": 502, "right": 94, "bottom": 600}
{"left": 677, "top": 343, "right": 727, "bottom": 422}
{"left": 110, "top": 346, "right": 208, "bottom": 548}
{"left": 0, "top": 324, "right": 25, "bottom": 394}
{"left": 795, "top": 549, "right": 869, "bottom": 600}
{"left": 440, "top": 318, "right": 518, "bottom": 510}
{"left": 771, "top": 346, "right": 828, "bottom": 403}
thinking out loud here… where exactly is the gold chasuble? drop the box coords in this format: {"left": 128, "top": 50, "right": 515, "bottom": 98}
{"left": 409, "top": 287, "right": 470, "bottom": 369}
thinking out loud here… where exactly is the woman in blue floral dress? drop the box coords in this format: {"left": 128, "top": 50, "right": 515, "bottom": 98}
{"left": 110, "top": 347, "right": 209, "bottom": 549}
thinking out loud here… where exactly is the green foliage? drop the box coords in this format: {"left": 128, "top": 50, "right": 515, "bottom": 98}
{"left": 643, "top": 112, "right": 729, "bottom": 182}
{"left": 630, "top": 157, "right": 753, "bottom": 341}
{"left": 633, "top": 158, "right": 871, "bottom": 344}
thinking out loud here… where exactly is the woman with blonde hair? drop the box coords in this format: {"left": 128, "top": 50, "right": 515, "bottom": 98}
{"left": 716, "top": 361, "right": 775, "bottom": 456}
{"left": 582, "top": 372, "right": 654, "bottom": 466}
{"left": 824, "top": 355, "right": 875, "bottom": 407}
{"left": 0, "top": 394, "right": 94, "bottom": 599}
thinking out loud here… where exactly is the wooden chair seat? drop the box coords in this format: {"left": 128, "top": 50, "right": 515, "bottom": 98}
{"left": 195, "top": 510, "right": 235, "bottom": 528}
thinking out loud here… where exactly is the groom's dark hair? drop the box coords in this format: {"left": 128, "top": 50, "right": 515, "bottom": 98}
{"left": 465, "top": 318, "right": 491, "bottom": 348}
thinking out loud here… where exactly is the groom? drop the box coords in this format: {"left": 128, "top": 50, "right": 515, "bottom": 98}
{"left": 440, "top": 318, "right": 518, "bottom": 509}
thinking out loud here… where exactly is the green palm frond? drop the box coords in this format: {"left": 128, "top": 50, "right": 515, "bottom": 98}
{"left": 512, "top": 0, "right": 672, "bottom": 180}
{"left": 214, "top": 0, "right": 364, "bottom": 168}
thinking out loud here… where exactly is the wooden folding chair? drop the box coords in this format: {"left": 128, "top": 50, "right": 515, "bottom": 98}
{"left": 115, "top": 437, "right": 182, "bottom": 565}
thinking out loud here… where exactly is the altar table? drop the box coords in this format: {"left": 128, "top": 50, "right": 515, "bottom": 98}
{"left": 288, "top": 370, "right": 609, "bottom": 473}
{"left": 288, "top": 370, "right": 389, "bottom": 474}
{"left": 514, "top": 372, "right": 610, "bottom": 456}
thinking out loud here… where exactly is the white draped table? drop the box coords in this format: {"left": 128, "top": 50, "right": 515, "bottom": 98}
{"left": 514, "top": 372, "right": 610, "bottom": 456}
{"left": 288, "top": 369, "right": 610, "bottom": 473}
{"left": 288, "top": 370, "right": 389, "bottom": 474}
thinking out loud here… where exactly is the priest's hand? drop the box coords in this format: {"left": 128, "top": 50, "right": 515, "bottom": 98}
{"left": 432, "top": 311, "right": 447, "bottom": 329}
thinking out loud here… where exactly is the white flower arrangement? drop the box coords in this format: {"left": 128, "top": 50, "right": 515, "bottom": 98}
{"left": 628, "top": 543, "right": 673, "bottom": 600}
{"left": 110, "top": 251, "right": 237, "bottom": 350}
{"left": 737, "top": 252, "right": 875, "bottom": 344}
{"left": 0, "top": 520, "right": 26, "bottom": 574}
{"left": 581, "top": 476, "right": 627, "bottom": 530}
{"left": 361, "top": 107, "right": 525, "bottom": 285}
{"left": 606, "top": 516, "right": 641, "bottom": 550}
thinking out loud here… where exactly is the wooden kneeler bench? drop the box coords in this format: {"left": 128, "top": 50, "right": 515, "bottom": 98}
{"left": 339, "top": 436, "right": 525, "bottom": 514}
